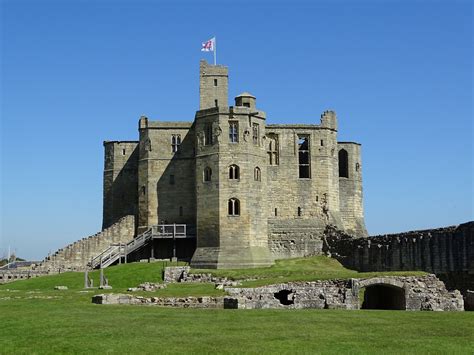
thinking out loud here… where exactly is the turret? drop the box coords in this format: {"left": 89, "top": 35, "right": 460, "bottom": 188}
{"left": 199, "top": 60, "right": 228, "bottom": 109}
{"left": 234, "top": 92, "right": 256, "bottom": 111}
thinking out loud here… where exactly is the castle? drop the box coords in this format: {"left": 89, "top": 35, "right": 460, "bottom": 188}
{"left": 102, "top": 60, "right": 367, "bottom": 269}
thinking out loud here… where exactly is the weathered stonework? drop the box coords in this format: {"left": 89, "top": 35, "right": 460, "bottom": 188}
{"left": 326, "top": 221, "right": 474, "bottom": 306}
{"left": 92, "top": 275, "right": 463, "bottom": 311}
{"left": 101, "top": 60, "right": 368, "bottom": 268}
{"left": 92, "top": 293, "right": 225, "bottom": 309}
{"left": 225, "top": 275, "right": 463, "bottom": 311}
{"left": 163, "top": 266, "right": 240, "bottom": 286}
{"left": 35, "top": 215, "right": 135, "bottom": 272}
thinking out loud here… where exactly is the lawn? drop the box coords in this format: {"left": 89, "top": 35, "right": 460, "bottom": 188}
{"left": 0, "top": 257, "right": 472, "bottom": 354}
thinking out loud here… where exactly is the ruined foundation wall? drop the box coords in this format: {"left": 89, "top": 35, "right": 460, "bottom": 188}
{"left": 36, "top": 215, "right": 136, "bottom": 272}
{"left": 327, "top": 222, "right": 474, "bottom": 294}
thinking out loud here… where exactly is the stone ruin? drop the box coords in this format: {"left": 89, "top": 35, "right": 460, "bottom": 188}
{"left": 92, "top": 273, "right": 464, "bottom": 311}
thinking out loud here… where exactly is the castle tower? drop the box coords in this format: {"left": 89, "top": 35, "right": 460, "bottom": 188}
{"left": 102, "top": 141, "right": 139, "bottom": 229}
{"left": 191, "top": 62, "right": 273, "bottom": 268}
{"left": 199, "top": 60, "right": 229, "bottom": 109}
{"left": 337, "top": 142, "right": 368, "bottom": 237}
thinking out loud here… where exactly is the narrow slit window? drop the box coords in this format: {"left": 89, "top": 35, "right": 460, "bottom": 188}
{"left": 298, "top": 207, "right": 302, "bottom": 217}
{"left": 122, "top": 149, "right": 126, "bottom": 155}
{"left": 141, "top": 186, "right": 146, "bottom": 195}
{"left": 298, "top": 135, "right": 311, "bottom": 178}
{"left": 214, "top": 79, "right": 218, "bottom": 86}
{"left": 228, "top": 198, "right": 240, "bottom": 216}
{"left": 204, "top": 167, "right": 212, "bottom": 182}
{"left": 254, "top": 167, "right": 261, "bottom": 181}
{"left": 171, "top": 134, "right": 181, "bottom": 153}
{"left": 215, "top": 99, "right": 218, "bottom": 107}
{"left": 339, "top": 149, "right": 349, "bottom": 178}
{"left": 274, "top": 208, "right": 278, "bottom": 216}
{"left": 229, "top": 121, "right": 239, "bottom": 143}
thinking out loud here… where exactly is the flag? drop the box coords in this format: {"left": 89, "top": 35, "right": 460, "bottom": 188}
{"left": 201, "top": 37, "right": 215, "bottom": 52}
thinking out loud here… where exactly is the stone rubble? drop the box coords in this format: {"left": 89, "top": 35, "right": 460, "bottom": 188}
{"left": 127, "top": 282, "right": 168, "bottom": 292}
{"left": 93, "top": 274, "right": 464, "bottom": 311}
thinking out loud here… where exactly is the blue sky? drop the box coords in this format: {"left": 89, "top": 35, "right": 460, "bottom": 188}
{"left": 1, "top": 0, "right": 472, "bottom": 260}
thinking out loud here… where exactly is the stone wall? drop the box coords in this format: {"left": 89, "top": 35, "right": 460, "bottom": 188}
{"left": 93, "top": 275, "right": 463, "bottom": 311}
{"left": 102, "top": 141, "right": 139, "bottom": 229}
{"left": 0, "top": 270, "right": 46, "bottom": 284}
{"left": 36, "top": 215, "right": 135, "bottom": 272}
{"left": 225, "top": 275, "right": 463, "bottom": 311}
{"left": 327, "top": 222, "right": 474, "bottom": 297}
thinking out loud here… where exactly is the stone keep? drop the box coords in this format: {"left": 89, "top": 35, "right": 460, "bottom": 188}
{"left": 102, "top": 60, "right": 368, "bottom": 268}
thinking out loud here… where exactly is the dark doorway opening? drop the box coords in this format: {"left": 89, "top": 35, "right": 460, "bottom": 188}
{"left": 361, "top": 284, "right": 406, "bottom": 310}
{"left": 274, "top": 289, "right": 295, "bottom": 305}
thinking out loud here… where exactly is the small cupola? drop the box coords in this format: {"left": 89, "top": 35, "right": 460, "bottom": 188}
{"left": 235, "top": 92, "right": 256, "bottom": 110}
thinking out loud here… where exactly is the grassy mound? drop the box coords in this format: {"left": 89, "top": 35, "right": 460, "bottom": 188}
{"left": 1, "top": 256, "right": 426, "bottom": 292}
{"left": 191, "top": 255, "right": 426, "bottom": 287}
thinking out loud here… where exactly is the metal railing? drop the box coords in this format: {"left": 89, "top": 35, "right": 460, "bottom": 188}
{"left": 89, "top": 224, "right": 193, "bottom": 269}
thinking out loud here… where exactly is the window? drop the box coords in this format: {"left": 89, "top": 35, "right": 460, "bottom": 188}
{"left": 321, "top": 140, "right": 324, "bottom": 146}
{"left": 229, "top": 121, "right": 239, "bottom": 143}
{"left": 254, "top": 167, "right": 261, "bottom": 181}
{"left": 169, "top": 175, "right": 175, "bottom": 185}
{"left": 204, "top": 167, "right": 212, "bottom": 182}
{"left": 274, "top": 208, "right": 278, "bottom": 216}
{"left": 141, "top": 186, "right": 146, "bottom": 195}
{"left": 229, "top": 164, "right": 240, "bottom": 180}
{"left": 122, "top": 149, "right": 126, "bottom": 155}
{"left": 298, "top": 135, "right": 310, "bottom": 178}
{"left": 228, "top": 198, "right": 240, "bottom": 216}
{"left": 267, "top": 134, "right": 279, "bottom": 165}
{"left": 339, "top": 149, "right": 349, "bottom": 178}
{"left": 298, "top": 207, "right": 302, "bottom": 217}
{"left": 214, "top": 79, "right": 218, "bottom": 86}
{"left": 252, "top": 123, "right": 259, "bottom": 145}
{"left": 243, "top": 102, "right": 250, "bottom": 108}
{"left": 356, "top": 162, "right": 360, "bottom": 172}
{"left": 215, "top": 99, "right": 218, "bottom": 107}
{"left": 171, "top": 134, "right": 181, "bottom": 153}
{"left": 204, "top": 124, "right": 213, "bottom": 145}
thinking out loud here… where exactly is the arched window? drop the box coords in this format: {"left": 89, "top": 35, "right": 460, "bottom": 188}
{"left": 204, "top": 167, "right": 212, "bottom": 182}
{"left": 228, "top": 198, "right": 240, "bottom": 216}
{"left": 229, "top": 164, "right": 240, "bottom": 180}
{"left": 254, "top": 167, "right": 261, "bottom": 181}
{"left": 338, "top": 149, "right": 349, "bottom": 178}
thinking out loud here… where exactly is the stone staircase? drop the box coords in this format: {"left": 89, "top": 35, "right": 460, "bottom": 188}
{"left": 35, "top": 215, "right": 135, "bottom": 273}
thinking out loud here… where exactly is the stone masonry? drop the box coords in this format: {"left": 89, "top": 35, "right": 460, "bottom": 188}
{"left": 35, "top": 215, "right": 135, "bottom": 272}
{"left": 92, "top": 274, "right": 463, "bottom": 311}
{"left": 101, "top": 60, "right": 368, "bottom": 268}
{"left": 225, "top": 275, "right": 463, "bottom": 311}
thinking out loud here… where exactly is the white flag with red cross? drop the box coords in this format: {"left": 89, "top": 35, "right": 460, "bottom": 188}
{"left": 201, "top": 37, "right": 215, "bottom": 52}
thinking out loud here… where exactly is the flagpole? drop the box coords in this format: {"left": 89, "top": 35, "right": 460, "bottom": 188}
{"left": 214, "top": 37, "right": 217, "bottom": 65}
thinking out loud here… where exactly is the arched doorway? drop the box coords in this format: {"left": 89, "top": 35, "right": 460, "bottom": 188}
{"left": 361, "top": 284, "right": 406, "bottom": 310}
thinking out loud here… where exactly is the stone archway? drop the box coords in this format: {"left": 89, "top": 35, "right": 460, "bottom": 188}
{"left": 361, "top": 284, "right": 406, "bottom": 310}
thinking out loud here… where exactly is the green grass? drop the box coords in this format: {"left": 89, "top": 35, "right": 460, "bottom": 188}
{"left": 0, "top": 257, "right": 470, "bottom": 354}
{"left": 0, "top": 293, "right": 472, "bottom": 354}
{"left": 192, "top": 256, "right": 427, "bottom": 287}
